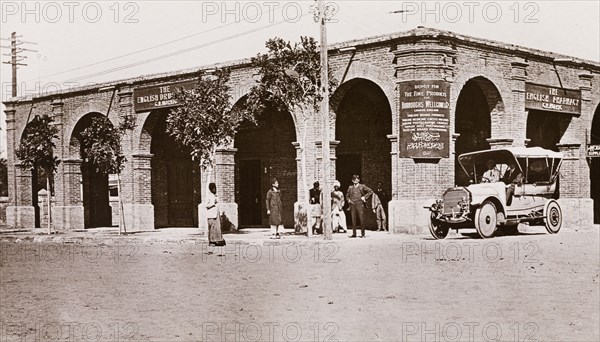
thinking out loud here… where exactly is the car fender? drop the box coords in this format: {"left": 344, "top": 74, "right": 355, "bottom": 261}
{"left": 465, "top": 183, "right": 507, "bottom": 216}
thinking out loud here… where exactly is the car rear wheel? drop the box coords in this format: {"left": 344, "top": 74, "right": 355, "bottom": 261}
{"left": 475, "top": 200, "right": 497, "bottom": 238}
{"left": 428, "top": 213, "right": 449, "bottom": 239}
{"left": 543, "top": 199, "right": 562, "bottom": 234}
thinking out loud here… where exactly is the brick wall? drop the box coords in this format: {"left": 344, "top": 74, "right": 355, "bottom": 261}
{"left": 3, "top": 28, "right": 599, "bottom": 230}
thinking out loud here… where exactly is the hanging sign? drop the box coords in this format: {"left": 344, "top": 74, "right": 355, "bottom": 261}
{"left": 588, "top": 144, "right": 600, "bottom": 157}
{"left": 399, "top": 80, "right": 450, "bottom": 158}
{"left": 525, "top": 83, "right": 581, "bottom": 115}
{"left": 134, "top": 79, "right": 196, "bottom": 112}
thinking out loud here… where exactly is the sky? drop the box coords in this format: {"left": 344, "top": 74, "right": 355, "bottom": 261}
{"left": 1, "top": 0, "right": 599, "bottom": 157}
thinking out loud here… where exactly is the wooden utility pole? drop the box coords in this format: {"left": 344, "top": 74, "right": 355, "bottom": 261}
{"left": 318, "top": 0, "right": 333, "bottom": 240}
{"left": 2, "top": 32, "right": 37, "bottom": 97}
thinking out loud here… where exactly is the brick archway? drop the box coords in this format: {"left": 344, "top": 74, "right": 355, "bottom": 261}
{"left": 332, "top": 77, "right": 393, "bottom": 230}
{"left": 65, "top": 100, "right": 115, "bottom": 160}
{"left": 452, "top": 71, "right": 508, "bottom": 138}
{"left": 233, "top": 97, "right": 298, "bottom": 228}
{"left": 454, "top": 76, "right": 505, "bottom": 186}
{"left": 69, "top": 113, "right": 115, "bottom": 228}
{"left": 331, "top": 61, "right": 396, "bottom": 129}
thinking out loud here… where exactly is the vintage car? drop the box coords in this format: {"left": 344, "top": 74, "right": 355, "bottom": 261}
{"left": 428, "top": 147, "right": 563, "bottom": 239}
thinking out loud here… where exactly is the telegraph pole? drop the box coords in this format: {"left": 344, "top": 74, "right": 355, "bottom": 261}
{"left": 318, "top": 0, "right": 333, "bottom": 240}
{"left": 1, "top": 32, "right": 37, "bottom": 97}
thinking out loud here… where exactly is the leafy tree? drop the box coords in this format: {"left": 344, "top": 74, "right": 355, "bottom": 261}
{"left": 15, "top": 114, "right": 60, "bottom": 233}
{"left": 166, "top": 69, "right": 255, "bottom": 199}
{"left": 79, "top": 114, "right": 135, "bottom": 234}
{"left": 245, "top": 36, "right": 337, "bottom": 235}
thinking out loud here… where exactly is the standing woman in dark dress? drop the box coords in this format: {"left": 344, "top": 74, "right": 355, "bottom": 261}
{"left": 266, "top": 177, "right": 283, "bottom": 239}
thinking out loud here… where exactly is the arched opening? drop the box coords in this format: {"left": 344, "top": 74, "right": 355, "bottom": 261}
{"left": 455, "top": 77, "right": 500, "bottom": 186}
{"left": 234, "top": 99, "right": 297, "bottom": 227}
{"left": 333, "top": 79, "right": 392, "bottom": 228}
{"left": 526, "top": 110, "right": 571, "bottom": 151}
{"left": 71, "top": 113, "right": 113, "bottom": 228}
{"left": 591, "top": 104, "right": 600, "bottom": 223}
{"left": 147, "top": 109, "right": 201, "bottom": 227}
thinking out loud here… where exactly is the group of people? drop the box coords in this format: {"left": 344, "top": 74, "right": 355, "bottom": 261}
{"left": 306, "top": 175, "right": 389, "bottom": 238}
{"left": 481, "top": 159, "right": 523, "bottom": 206}
{"left": 205, "top": 175, "right": 390, "bottom": 243}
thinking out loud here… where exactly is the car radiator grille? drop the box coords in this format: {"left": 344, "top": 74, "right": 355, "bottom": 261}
{"left": 443, "top": 188, "right": 469, "bottom": 215}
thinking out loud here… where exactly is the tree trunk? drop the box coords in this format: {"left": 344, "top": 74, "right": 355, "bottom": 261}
{"left": 46, "top": 175, "right": 52, "bottom": 235}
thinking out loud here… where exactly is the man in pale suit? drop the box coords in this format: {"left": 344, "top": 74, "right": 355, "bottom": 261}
{"left": 482, "top": 159, "right": 501, "bottom": 183}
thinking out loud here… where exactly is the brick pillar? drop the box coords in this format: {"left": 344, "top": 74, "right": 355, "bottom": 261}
{"left": 213, "top": 148, "right": 238, "bottom": 231}
{"left": 509, "top": 59, "right": 529, "bottom": 146}
{"left": 4, "top": 102, "right": 36, "bottom": 228}
{"left": 122, "top": 154, "right": 154, "bottom": 231}
{"left": 486, "top": 138, "right": 515, "bottom": 150}
{"left": 314, "top": 141, "right": 337, "bottom": 186}
{"left": 556, "top": 143, "right": 593, "bottom": 229}
{"left": 6, "top": 164, "right": 36, "bottom": 228}
{"left": 53, "top": 159, "right": 85, "bottom": 231}
{"left": 389, "top": 34, "right": 456, "bottom": 234}
{"left": 388, "top": 134, "right": 398, "bottom": 198}
{"left": 293, "top": 141, "right": 310, "bottom": 233}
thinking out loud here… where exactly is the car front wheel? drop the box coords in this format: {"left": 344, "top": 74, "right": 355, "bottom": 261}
{"left": 543, "top": 199, "right": 562, "bottom": 234}
{"left": 429, "top": 213, "right": 449, "bottom": 239}
{"left": 475, "top": 200, "right": 497, "bottom": 238}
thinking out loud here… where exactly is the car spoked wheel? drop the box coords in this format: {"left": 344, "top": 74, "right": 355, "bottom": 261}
{"left": 543, "top": 199, "right": 562, "bottom": 234}
{"left": 428, "top": 213, "right": 449, "bottom": 239}
{"left": 475, "top": 200, "right": 497, "bottom": 238}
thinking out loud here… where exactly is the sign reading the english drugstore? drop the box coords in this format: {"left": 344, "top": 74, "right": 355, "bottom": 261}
{"left": 399, "top": 80, "right": 450, "bottom": 158}
{"left": 133, "top": 79, "right": 196, "bottom": 112}
{"left": 525, "top": 83, "right": 581, "bottom": 115}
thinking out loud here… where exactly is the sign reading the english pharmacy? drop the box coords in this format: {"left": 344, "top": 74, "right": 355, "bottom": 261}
{"left": 525, "top": 83, "right": 581, "bottom": 115}
{"left": 399, "top": 80, "right": 450, "bottom": 158}
{"left": 133, "top": 79, "right": 196, "bottom": 112}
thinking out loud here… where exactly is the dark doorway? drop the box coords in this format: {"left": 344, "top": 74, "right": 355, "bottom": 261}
{"left": 591, "top": 105, "right": 600, "bottom": 224}
{"left": 455, "top": 78, "right": 497, "bottom": 186}
{"left": 526, "top": 110, "right": 571, "bottom": 151}
{"left": 71, "top": 113, "right": 113, "bottom": 228}
{"left": 239, "top": 160, "right": 263, "bottom": 226}
{"left": 167, "top": 160, "right": 194, "bottom": 226}
{"left": 150, "top": 110, "right": 200, "bottom": 228}
{"left": 333, "top": 78, "right": 392, "bottom": 202}
{"left": 336, "top": 154, "right": 362, "bottom": 195}
{"left": 82, "top": 162, "right": 111, "bottom": 228}
{"left": 234, "top": 100, "right": 297, "bottom": 227}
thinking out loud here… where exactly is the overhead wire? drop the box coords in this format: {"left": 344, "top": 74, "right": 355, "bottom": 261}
{"left": 64, "top": 13, "right": 310, "bottom": 83}
{"left": 22, "top": 6, "right": 282, "bottom": 83}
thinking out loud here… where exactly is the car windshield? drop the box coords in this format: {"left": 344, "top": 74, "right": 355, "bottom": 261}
{"left": 458, "top": 150, "right": 519, "bottom": 184}
{"left": 458, "top": 150, "right": 561, "bottom": 184}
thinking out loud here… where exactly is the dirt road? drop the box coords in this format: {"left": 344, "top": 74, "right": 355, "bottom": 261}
{"left": 1, "top": 228, "right": 598, "bottom": 341}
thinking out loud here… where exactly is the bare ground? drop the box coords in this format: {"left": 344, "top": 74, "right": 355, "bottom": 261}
{"left": 1, "top": 228, "right": 598, "bottom": 341}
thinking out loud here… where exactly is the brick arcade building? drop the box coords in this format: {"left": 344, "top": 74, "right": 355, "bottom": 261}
{"left": 4, "top": 27, "right": 600, "bottom": 233}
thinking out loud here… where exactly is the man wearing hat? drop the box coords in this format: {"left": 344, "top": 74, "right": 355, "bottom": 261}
{"left": 346, "top": 175, "right": 373, "bottom": 238}
{"left": 482, "top": 159, "right": 501, "bottom": 183}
